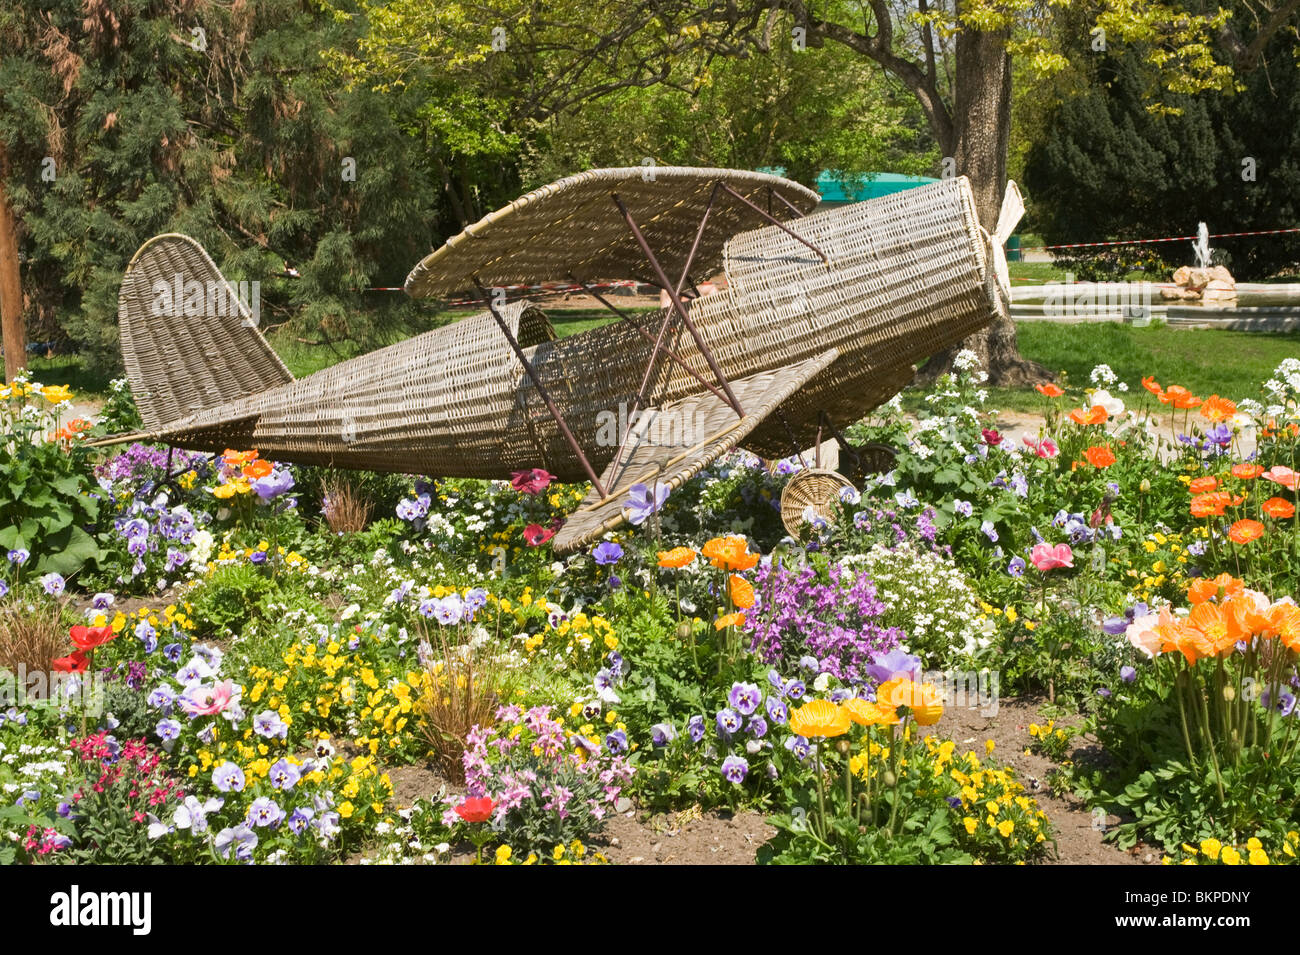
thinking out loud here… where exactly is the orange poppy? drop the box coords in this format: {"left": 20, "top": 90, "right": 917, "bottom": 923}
{"left": 243, "top": 459, "right": 273, "bottom": 479}
{"left": 1188, "top": 476, "right": 1218, "bottom": 494}
{"left": 1262, "top": 419, "right": 1300, "bottom": 439}
{"left": 701, "top": 536, "right": 759, "bottom": 571}
{"left": 1069, "top": 405, "right": 1109, "bottom": 426}
{"left": 1083, "top": 445, "right": 1116, "bottom": 468}
{"left": 1189, "top": 491, "right": 1243, "bottom": 518}
{"left": 728, "top": 574, "right": 755, "bottom": 609}
{"left": 223, "top": 448, "right": 259, "bottom": 467}
{"left": 843, "top": 698, "right": 887, "bottom": 727}
{"left": 1141, "top": 376, "right": 1162, "bottom": 396}
{"left": 788, "top": 700, "right": 851, "bottom": 739}
{"left": 1230, "top": 462, "right": 1263, "bottom": 480}
{"left": 1163, "top": 624, "right": 1216, "bottom": 665}
{"left": 1035, "top": 383, "right": 1065, "bottom": 398}
{"left": 1200, "top": 395, "right": 1238, "bottom": 423}
{"left": 1187, "top": 574, "right": 1244, "bottom": 605}
{"left": 1262, "top": 497, "right": 1296, "bottom": 520}
{"left": 713, "top": 612, "right": 745, "bottom": 630}
{"left": 1159, "top": 385, "right": 1201, "bottom": 410}
{"left": 657, "top": 547, "right": 697, "bottom": 569}
{"left": 1268, "top": 603, "right": 1300, "bottom": 652}
{"left": 1185, "top": 602, "right": 1247, "bottom": 657}
{"left": 876, "top": 678, "right": 945, "bottom": 726}
{"left": 1227, "top": 519, "right": 1265, "bottom": 544}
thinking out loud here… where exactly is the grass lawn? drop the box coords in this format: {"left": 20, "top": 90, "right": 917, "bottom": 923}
{"left": 976, "top": 322, "right": 1300, "bottom": 413}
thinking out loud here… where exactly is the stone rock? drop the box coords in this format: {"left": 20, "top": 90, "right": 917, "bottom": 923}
{"left": 1202, "top": 279, "right": 1238, "bottom": 305}
{"left": 1172, "top": 266, "right": 1192, "bottom": 287}
{"left": 1159, "top": 285, "right": 1184, "bottom": 301}
{"left": 614, "top": 797, "right": 633, "bottom": 814}
{"left": 1209, "top": 265, "right": 1235, "bottom": 286}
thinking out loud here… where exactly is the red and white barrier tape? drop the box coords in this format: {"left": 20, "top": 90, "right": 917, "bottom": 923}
{"left": 1023, "top": 226, "right": 1300, "bottom": 251}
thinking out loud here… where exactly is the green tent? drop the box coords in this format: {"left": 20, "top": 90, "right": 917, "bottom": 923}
{"left": 757, "top": 168, "right": 939, "bottom": 205}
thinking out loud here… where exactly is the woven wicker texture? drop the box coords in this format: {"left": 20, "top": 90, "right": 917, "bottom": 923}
{"left": 115, "top": 175, "right": 999, "bottom": 505}
{"left": 119, "top": 234, "right": 294, "bottom": 431}
{"left": 403, "top": 167, "right": 820, "bottom": 298}
{"left": 552, "top": 348, "right": 839, "bottom": 554}
{"left": 780, "top": 468, "right": 856, "bottom": 538}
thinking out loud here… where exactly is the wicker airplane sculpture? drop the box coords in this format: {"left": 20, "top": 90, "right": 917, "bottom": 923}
{"left": 109, "top": 167, "right": 1023, "bottom": 553}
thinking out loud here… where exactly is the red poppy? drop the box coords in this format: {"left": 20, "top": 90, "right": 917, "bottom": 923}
{"left": 522, "top": 523, "right": 555, "bottom": 546}
{"left": 510, "top": 468, "right": 556, "bottom": 495}
{"left": 454, "top": 796, "right": 497, "bottom": 824}
{"left": 69, "top": 625, "right": 116, "bottom": 651}
{"left": 981, "top": 428, "right": 1002, "bottom": 447}
{"left": 52, "top": 650, "right": 90, "bottom": 673}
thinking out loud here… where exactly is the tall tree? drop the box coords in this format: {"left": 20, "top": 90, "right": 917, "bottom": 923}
{"left": 0, "top": 0, "right": 442, "bottom": 371}
{"left": 342, "top": 0, "right": 1278, "bottom": 384}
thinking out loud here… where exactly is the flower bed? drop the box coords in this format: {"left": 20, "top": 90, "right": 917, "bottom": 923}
{"left": 3, "top": 352, "right": 1300, "bottom": 865}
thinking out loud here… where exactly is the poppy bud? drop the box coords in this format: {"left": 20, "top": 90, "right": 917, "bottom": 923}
{"left": 676, "top": 620, "right": 693, "bottom": 641}
{"left": 1223, "top": 686, "right": 1236, "bottom": 702}
{"left": 882, "top": 770, "right": 897, "bottom": 788}
{"left": 835, "top": 738, "right": 851, "bottom": 756}
{"left": 1140, "top": 479, "right": 1151, "bottom": 493}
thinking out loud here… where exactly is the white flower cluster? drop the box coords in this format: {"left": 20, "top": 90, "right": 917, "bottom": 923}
{"left": 842, "top": 543, "right": 994, "bottom": 666}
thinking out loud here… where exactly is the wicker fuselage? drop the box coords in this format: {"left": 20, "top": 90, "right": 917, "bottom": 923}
{"left": 135, "top": 177, "right": 1000, "bottom": 479}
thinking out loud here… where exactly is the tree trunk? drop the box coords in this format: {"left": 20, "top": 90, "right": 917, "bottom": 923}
{"left": 0, "top": 145, "right": 25, "bottom": 383}
{"left": 917, "top": 26, "right": 1049, "bottom": 388}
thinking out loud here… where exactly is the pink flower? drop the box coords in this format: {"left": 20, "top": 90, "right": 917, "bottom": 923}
{"left": 1263, "top": 466, "right": 1299, "bottom": 491}
{"left": 1021, "top": 434, "right": 1059, "bottom": 459}
{"left": 1126, "top": 607, "right": 1179, "bottom": 660}
{"left": 510, "top": 468, "right": 556, "bottom": 495}
{"left": 981, "top": 428, "right": 1003, "bottom": 447}
{"left": 181, "top": 680, "right": 234, "bottom": 717}
{"left": 1029, "top": 542, "right": 1074, "bottom": 572}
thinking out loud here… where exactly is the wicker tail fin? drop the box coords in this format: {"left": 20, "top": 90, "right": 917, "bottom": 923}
{"left": 118, "top": 234, "right": 294, "bottom": 432}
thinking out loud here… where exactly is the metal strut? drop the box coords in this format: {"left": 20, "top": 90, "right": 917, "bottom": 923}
{"left": 566, "top": 272, "right": 731, "bottom": 407}
{"left": 717, "top": 181, "right": 826, "bottom": 263}
{"left": 607, "top": 187, "right": 748, "bottom": 488}
{"left": 472, "top": 277, "right": 608, "bottom": 498}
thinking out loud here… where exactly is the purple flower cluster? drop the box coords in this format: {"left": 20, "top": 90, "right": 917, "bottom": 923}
{"left": 95, "top": 443, "right": 210, "bottom": 485}
{"left": 744, "top": 562, "right": 903, "bottom": 685}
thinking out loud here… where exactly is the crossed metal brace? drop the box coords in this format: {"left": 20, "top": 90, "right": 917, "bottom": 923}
{"left": 473, "top": 179, "right": 824, "bottom": 496}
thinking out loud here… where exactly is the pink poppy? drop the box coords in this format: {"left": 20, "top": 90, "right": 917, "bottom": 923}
{"left": 1021, "top": 434, "right": 1058, "bottom": 459}
{"left": 1263, "top": 466, "right": 1299, "bottom": 491}
{"left": 510, "top": 468, "right": 556, "bottom": 495}
{"left": 181, "top": 680, "right": 234, "bottom": 717}
{"left": 1125, "top": 611, "right": 1163, "bottom": 659}
{"left": 1030, "top": 542, "right": 1074, "bottom": 572}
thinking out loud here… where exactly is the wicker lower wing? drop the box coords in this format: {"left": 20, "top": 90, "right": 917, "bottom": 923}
{"left": 552, "top": 348, "right": 839, "bottom": 554}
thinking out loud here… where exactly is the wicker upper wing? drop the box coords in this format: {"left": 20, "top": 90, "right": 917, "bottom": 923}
{"left": 403, "top": 167, "right": 820, "bottom": 299}
{"left": 551, "top": 348, "right": 839, "bottom": 554}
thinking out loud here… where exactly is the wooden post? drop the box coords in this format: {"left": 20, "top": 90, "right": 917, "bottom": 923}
{"left": 0, "top": 145, "right": 25, "bottom": 383}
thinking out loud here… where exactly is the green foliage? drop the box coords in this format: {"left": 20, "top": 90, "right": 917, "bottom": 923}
{"left": 0, "top": 386, "right": 102, "bottom": 577}
{"left": 188, "top": 562, "right": 276, "bottom": 638}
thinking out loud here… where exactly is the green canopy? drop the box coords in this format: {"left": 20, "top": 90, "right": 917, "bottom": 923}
{"left": 757, "top": 168, "right": 939, "bottom": 205}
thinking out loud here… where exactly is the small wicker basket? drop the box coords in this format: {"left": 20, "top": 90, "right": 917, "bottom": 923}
{"left": 780, "top": 468, "right": 857, "bottom": 538}
{"left": 837, "top": 441, "right": 897, "bottom": 485}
